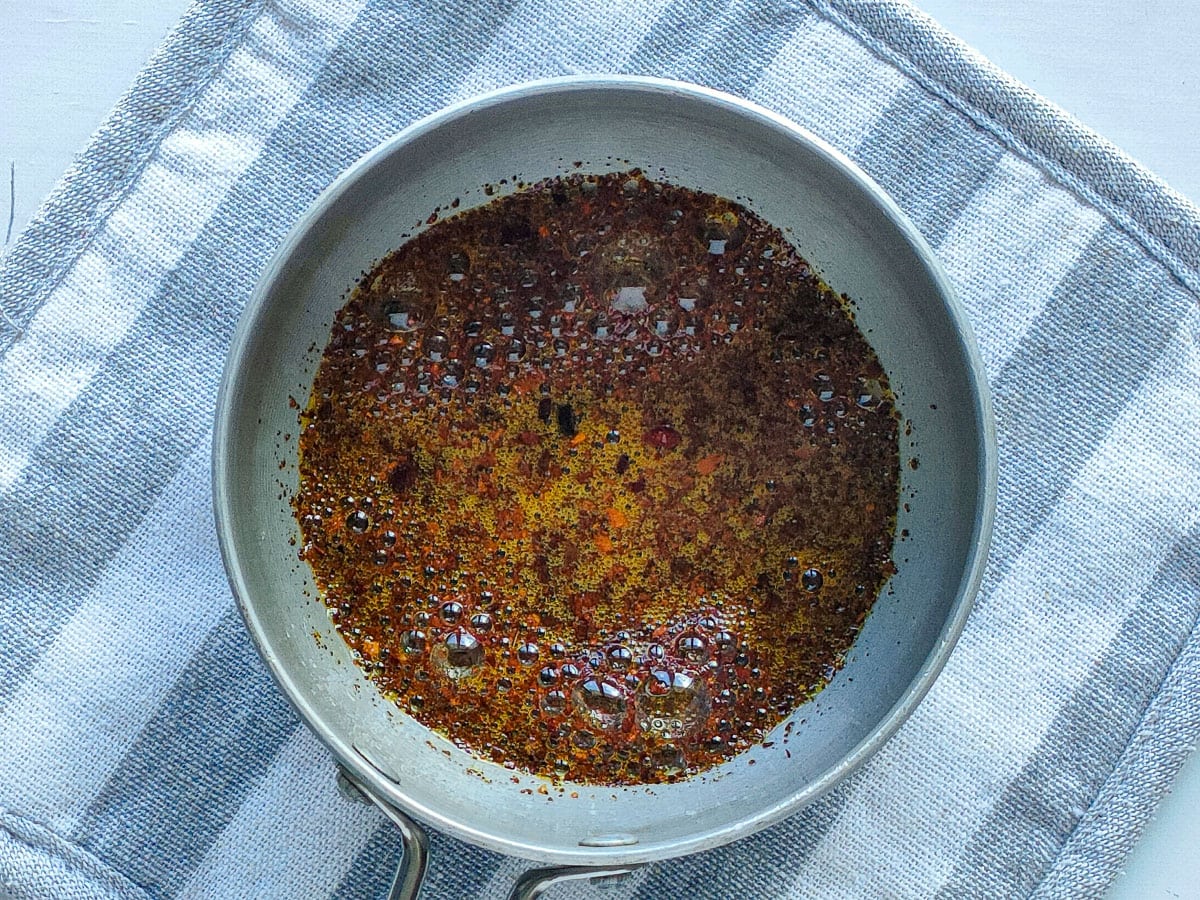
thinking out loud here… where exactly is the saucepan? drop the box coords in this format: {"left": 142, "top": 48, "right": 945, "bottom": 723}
{"left": 213, "top": 76, "right": 996, "bottom": 898}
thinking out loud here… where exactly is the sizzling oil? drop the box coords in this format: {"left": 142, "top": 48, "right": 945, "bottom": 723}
{"left": 293, "top": 171, "right": 899, "bottom": 785}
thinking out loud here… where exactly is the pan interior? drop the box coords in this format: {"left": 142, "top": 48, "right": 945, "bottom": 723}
{"left": 214, "top": 79, "right": 992, "bottom": 865}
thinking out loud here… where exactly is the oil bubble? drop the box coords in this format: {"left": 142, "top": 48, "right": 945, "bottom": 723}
{"left": 856, "top": 376, "right": 884, "bottom": 408}
{"left": 424, "top": 332, "right": 450, "bottom": 362}
{"left": 400, "top": 630, "right": 426, "bottom": 654}
{"left": 385, "top": 299, "right": 420, "bottom": 332}
{"left": 441, "top": 360, "right": 464, "bottom": 388}
{"left": 676, "top": 634, "right": 709, "bottom": 664}
{"left": 637, "top": 669, "right": 709, "bottom": 738}
{"left": 518, "top": 642, "right": 540, "bottom": 665}
{"left": 573, "top": 677, "right": 627, "bottom": 729}
{"left": 608, "top": 646, "right": 634, "bottom": 670}
{"left": 440, "top": 629, "right": 484, "bottom": 676}
{"left": 652, "top": 744, "right": 686, "bottom": 775}
{"left": 473, "top": 342, "right": 495, "bottom": 367}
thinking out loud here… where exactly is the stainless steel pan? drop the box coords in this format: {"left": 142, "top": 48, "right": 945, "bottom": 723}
{"left": 213, "top": 76, "right": 996, "bottom": 898}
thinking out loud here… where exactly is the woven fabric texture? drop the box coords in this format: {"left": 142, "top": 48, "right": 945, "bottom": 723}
{"left": 1, "top": 0, "right": 1198, "bottom": 897}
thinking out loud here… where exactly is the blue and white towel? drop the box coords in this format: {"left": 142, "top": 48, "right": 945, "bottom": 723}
{"left": 2, "top": 0, "right": 1198, "bottom": 897}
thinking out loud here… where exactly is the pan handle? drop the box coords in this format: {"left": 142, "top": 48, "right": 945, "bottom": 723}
{"left": 337, "top": 765, "right": 641, "bottom": 899}
{"left": 376, "top": 799, "right": 430, "bottom": 900}
{"left": 337, "top": 764, "right": 429, "bottom": 900}
{"left": 508, "top": 865, "right": 641, "bottom": 899}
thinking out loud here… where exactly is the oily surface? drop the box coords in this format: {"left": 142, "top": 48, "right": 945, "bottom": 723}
{"left": 294, "top": 171, "right": 899, "bottom": 784}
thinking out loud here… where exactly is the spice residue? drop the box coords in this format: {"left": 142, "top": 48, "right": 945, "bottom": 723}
{"left": 293, "top": 171, "right": 899, "bottom": 784}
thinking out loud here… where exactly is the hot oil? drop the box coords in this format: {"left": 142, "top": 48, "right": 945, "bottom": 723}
{"left": 293, "top": 171, "right": 900, "bottom": 785}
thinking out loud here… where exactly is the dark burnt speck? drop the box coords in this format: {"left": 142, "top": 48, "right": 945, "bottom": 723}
{"left": 556, "top": 403, "right": 579, "bottom": 437}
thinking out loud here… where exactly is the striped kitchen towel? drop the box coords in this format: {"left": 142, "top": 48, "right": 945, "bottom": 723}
{"left": 1, "top": 0, "right": 1198, "bottom": 897}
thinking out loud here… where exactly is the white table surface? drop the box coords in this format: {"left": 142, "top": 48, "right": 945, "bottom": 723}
{"left": 2, "top": 2, "right": 1197, "bottom": 897}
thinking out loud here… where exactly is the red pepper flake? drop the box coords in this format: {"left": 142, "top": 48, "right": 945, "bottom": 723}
{"left": 642, "top": 424, "right": 681, "bottom": 450}
{"left": 514, "top": 372, "right": 543, "bottom": 394}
